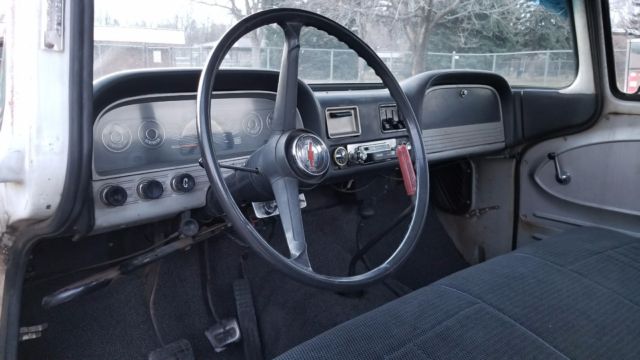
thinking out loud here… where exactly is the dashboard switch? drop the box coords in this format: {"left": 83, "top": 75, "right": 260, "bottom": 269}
{"left": 380, "top": 104, "right": 406, "bottom": 132}
{"left": 138, "top": 179, "right": 164, "bottom": 200}
{"left": 333, "top": 147, "right": 348, "bottom": 167}
{"left": 100, "top": 185, "right": 128, "bottom": 207}
{"left": 171, "top": 173, "right": 196, "bottom": 193}
{"left": 354, "top": 147, "right": 368, "bottom": 163}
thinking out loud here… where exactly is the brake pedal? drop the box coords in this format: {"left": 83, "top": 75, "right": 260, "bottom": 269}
{"left": 205, "top": 318, "right": 241, "bottom": 352}
{"left": 148, "top": 339, "right": 195, "bottom": 360}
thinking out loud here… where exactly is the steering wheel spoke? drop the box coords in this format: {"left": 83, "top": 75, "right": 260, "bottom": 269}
{"left": 271, "top": 21, "right": 303, "bottom": 133}
{"left": 271, "top": 176, "right": 311, "bottom": 269}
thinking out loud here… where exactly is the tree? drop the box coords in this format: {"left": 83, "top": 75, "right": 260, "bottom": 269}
{"left": 508, "top": 0, "right": 573, "bottom": 51}
{"left": 292, "top": 0, "right": 388, "bottom": 80}
{"left": 192, "top": 0, "right": 278, "bottom": 67}
{"left": 184, "top": 20, "right": 228, "bottom": 46}
{"left": 185, "top": 0, "right": 572, "bottom": 79}
{"left": 609, "top": 0, "right": 640, "bottom": 35}
{"left": 379, "top": 0, "right": 526, "bottom": 75}
{"left": 403, "top": 0, "right": 462, "bottom": 74}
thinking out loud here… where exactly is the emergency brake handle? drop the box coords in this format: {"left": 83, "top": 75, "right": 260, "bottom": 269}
{"left": 42, "top": 236, "right": 197, "bottom": 309}
{"left": 41, "top": 268, "right": 118, "bottom": 308}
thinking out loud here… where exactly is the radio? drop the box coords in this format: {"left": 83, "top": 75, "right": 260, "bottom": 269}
{"left": 332, "top": 138, "right": 410, "bottom": 168}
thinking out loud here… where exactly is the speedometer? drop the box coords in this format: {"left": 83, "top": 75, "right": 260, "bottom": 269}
{"left": 175, "top": 122, "right": 199, "bottom": 156}
{"left": 177, "top": 134, "right": 199, "bottom": 156}
{"left": 174, "top": 120, "right": 236, "bottom": 157}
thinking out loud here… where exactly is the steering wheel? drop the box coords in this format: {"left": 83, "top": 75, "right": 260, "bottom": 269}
{"left": 197, "top": 8, "right": 429, "bottom": 291}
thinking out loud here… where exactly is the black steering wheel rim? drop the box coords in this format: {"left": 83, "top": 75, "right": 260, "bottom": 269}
{"left": 197, "top": 8, "right": 430, "bottom": 291}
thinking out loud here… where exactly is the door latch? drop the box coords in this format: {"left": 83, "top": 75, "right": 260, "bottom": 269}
{"left": 547, "top": 152, "right": 571, "bottom": 185}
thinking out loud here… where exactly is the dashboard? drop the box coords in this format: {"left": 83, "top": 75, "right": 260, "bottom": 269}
{"left": 92, "top": 69, "right": 512, "bottom": 233}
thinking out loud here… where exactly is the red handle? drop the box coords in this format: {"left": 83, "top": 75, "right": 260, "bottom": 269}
{"left": 396, "top": 144, "right": 416, "bottom": 196}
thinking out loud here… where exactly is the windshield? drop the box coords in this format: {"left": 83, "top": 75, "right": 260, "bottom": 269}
{"left": 0, "top": 11, "right": 4, "bottom": 130}
{"left": 94, "top": 0, "right": 576, "bottom": 87}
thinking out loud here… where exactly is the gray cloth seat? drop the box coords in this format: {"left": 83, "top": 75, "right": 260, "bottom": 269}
{"left": 276, "top": 227, "right": 640, "bottom": 359}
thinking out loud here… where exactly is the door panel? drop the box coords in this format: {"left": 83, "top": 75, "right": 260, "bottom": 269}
{"left": 534, "top": 141, "right": 640, "bottom": 216}
{"left": 518, "top": 114, "right": 640, "bottom": 246}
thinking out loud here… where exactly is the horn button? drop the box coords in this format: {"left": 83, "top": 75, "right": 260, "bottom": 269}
{"left": 289, "top": 133, "right": 330, "bottom": 179}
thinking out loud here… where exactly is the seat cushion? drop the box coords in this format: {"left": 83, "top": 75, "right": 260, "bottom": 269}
{"left": 276, "top": 227, "right": 640, "bottom": 360}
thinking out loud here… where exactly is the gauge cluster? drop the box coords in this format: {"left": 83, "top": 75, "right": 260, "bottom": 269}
{"left": 93, "top": 92, "right": 289, "bottom": 178}
{"left": 92, "top": 91, "right": 303, "bottom": 233}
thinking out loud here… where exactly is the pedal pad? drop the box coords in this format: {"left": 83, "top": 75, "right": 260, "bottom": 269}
{"left": 148, "top": 339, "right": 195, "bottom": 360}
{"left": 205, "top": 318, "right": 241, "bottom": 352}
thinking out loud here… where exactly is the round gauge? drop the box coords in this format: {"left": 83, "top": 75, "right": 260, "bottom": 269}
{"left": 138, "top": 121, "right": 165, "bottom": 148}
{"left": 243, "top": 113, "right": 263, "bottom": 137}
{"left": 266, "top": 111, "right": 274, "bottom": 130}
{"left": 101, "top": 123, "right": 132, "bottom": 152}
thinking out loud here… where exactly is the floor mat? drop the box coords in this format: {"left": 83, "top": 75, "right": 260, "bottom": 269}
{"left": 358, "top": 181, "right": 470, "bottom": 289}
{"left": 18, "top": 204, "right": 395, "bottom": 359}
{"left": 18, "top": 183, "right": 468, "bottom": 360}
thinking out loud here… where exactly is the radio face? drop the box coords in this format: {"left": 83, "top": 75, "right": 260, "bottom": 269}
{"left": 331, "top": 137, "right": 411, "bottom": 168}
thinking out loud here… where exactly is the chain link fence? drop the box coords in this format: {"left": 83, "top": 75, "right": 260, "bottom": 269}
{"left": 94, "top": 43, "right": 576, "bottom": 87}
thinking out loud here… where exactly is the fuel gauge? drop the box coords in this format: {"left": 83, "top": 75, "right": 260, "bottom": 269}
{"left": 101, "top": 123, "right": 132, "bottom": 152}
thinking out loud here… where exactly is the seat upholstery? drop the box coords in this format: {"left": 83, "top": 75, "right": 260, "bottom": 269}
{"left": 276, "top": 227, "right": 640, "bottom": 359}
